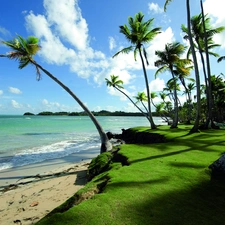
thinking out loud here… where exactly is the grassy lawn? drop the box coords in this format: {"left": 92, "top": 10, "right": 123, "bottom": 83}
{"left": 36, "top": 125, "right": 225, "bottom": 225}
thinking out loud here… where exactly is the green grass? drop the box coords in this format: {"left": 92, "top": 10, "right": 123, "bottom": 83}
{"left": 36, "top": 125, "right": 225, "bottom": 225}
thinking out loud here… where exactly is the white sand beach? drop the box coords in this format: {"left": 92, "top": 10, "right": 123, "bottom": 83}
{"left": 0, "top": 151, "right": 99, "bottom": 225}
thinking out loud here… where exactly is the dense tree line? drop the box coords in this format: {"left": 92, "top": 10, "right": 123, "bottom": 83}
{"left": 24, "top": 110, "right": 160, "bottom": 117}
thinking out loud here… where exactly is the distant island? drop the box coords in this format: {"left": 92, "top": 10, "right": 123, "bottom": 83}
{"left": 24, "top": 110, "right": 159, "bottom": 117}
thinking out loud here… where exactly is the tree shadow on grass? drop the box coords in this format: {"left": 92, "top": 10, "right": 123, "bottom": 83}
{"left": 129, "top": 146, "right": 218, "bottom": 165}
{"left": 169, "top": 162, "right": 206, "bottom": 169}
{"left": 120, "top": 179, "right": 225, "bottom": 225}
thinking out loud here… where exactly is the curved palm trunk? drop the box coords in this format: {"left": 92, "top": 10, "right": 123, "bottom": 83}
{"left": 138, "top": 47, "right": 157, "bottom": 129}
{"left": 33, "top": 62, "right": 112, "bottom": 154}
{"left": 186, "top": 0, "right": 201, "bottom": 133}
{"left": 114, "top": 86, "right": 151, "bottom": 123}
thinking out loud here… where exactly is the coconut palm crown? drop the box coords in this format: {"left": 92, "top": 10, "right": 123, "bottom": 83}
{"left": 113, "top": 12, "right": 161, "bottom": 129}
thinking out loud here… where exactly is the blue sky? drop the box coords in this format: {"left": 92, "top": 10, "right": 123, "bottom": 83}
{"left": 0, "top": 0, "right": 225, "bottom": 114}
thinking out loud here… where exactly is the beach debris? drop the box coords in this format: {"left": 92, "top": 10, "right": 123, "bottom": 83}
{"left": 8, "top": 201, "right": 14, "bottom": 206}
{"left": 2, "top": 184, "right": 18, "bottom": 192}
{"left": 24, "top": 216, "right": 40, "bottom": 221}
{"left": 17, "top": 207, "right": 25, "bottom": 212}
{"left": 29, "top": 201, "right": 39, "bottom": 207}
{"left": 13, "top": 219, "right": 22, "bottom": 225}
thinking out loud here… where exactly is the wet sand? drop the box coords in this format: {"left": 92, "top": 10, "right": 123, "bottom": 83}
{"left": 0, "top": 151, "right": 99, "bottom": 225}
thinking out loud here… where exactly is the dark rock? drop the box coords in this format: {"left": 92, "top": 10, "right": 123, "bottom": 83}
{"left": 106, "top": 132, "right": 115, "bottom": 139}
{"left": 209, "top": 154, "right": 225, "bottom": 181}
{"left": 114, "top": 128, "right": 166, "bottom": 144}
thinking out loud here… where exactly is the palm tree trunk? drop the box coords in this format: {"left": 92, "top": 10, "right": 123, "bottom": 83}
{"left": 171, "top": 71, "right": 179, "bottom": 128}
{"left": 138, "top": 47, "right": 157, "bottom": 129}
{"left": 186, "top": 0, "right": 201, "bottom": 133}
{"left": 200, "top": 0, "right": 214, "bottom": 128}
{"left": 33, "top": 62, "right": 112, "bottom": 153}
{"left": 115, "top": 87, "right": 151, "bottom": 123}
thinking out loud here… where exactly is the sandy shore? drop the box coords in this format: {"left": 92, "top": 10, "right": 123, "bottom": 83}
{"left": 0, "top": 151, "right": 99, "bottom": 225}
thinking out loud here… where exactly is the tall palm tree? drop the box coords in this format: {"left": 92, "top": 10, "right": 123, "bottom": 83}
{"left": 164, "top": 0, "right": 201, "bottom": 133}
{"left": 113, "top": 12, "right": 161, "bottom": 129}
{"left": 155, "top": 42, "right": 190, "bottom": 128}
{"left": 181, "top": 13, "right": 224, "bottom": 128}
{"left": 105, "top": 75, "right": 150, "bottom": 122}
{"left": 0, "top": 35, "right": 112, "bottom": 154}
{"left": 134, "top": 91, "right": 149, "bottom": 113}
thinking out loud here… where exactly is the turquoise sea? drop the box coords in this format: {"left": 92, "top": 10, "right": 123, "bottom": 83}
{"left": 0, "top": 115, "right": 165, "bottom": 171}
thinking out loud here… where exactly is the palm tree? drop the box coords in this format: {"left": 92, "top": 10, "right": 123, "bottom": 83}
{"left": 0, "top": 35, "right": 112, "bottom": 154}
{"left": 155, "top": 42, "right": 190, "bottom": 128}
{"left": 105, "top": 75, "right": 150, "bottom": 122}
{"left": 134, "top": 91, "right": 149, "bottom": 113}
{"left": 174, "top": 60, "right": 194, "bottom": 123}
{"left": 164, "top": 0, "right": 201, "bottom": 133}
{"left": 150, "top": 92, "right": 158, "bottom": 108}
{"left": 181, "top": 13, "right": 224, "bottom": 128}
{"left": 113, "top": 12, "right": 161, "bottom": 129}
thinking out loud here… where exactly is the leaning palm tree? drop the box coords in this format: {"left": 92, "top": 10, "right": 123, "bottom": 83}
{"left": 113, "top": 12, "right": 161, "bottom": 129}
{"left": 0, "top": 35, "right": 112, "bottom": 154}
{"left": 105, "top": 75, "right": 150, "bottom": 122}
{"left": 155, "top": 42, "right": 190, "bottom": 128}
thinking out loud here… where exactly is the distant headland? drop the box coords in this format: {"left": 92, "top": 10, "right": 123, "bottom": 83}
{"left": 23, "top": 110, "right": 159, "bottom": 117}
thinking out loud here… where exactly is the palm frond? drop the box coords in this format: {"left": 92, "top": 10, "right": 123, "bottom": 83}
{"left": 218, "top": 56, "right": 225, "bottom": 63}
{"left": 164, "top": 0, "right": 173, "bottom": 12}
{"left": 112, "top": 46, "right": 134, "bottom": 58}
{"left": 154, "top": 66, "right": 168, "bottom": 78}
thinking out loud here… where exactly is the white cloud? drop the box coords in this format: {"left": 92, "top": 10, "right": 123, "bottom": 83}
{"left": 0, "top": 90, "right": 3, "bottom": 95}
{"left": 25, "top": 0, "right": 109, "bottom": 83}
{"left": 8, "top": 87, "right": 22, "bottom": 94}
{"left": 43, "top": 0, "right": 89, "bottom": 51}
{"left": 109, "top": 36, "right": 116, "bottom": 50}
{"left": 11, "top": 100, "right": 22, "bottom": 108}
{"left": 40, "top": 98, "right": 80, "bottom": 112}
{"left": 0, "top": 26, "right": 10, "bottom": 38}
{"left": 203, "top": 0, "right": 225, "bottom": 48}
{"left": 150, "top": 78, "right": 166, "bottom": 92}
{"left": 148, "top": 3, "right": 163, "bottom": 14}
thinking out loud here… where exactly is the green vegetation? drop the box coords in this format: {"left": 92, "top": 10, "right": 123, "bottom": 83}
{"left": 23, "top": 110, "right": 159, "bottom": 117}
{"left": 36, "top": 125, "right": 225, "bottom": 225}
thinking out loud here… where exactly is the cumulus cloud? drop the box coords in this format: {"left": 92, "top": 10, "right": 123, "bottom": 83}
{"left": 40, "top": 98, "right": 81, "bottom": 112}
{"left": 203, "top": 0, "right": 225, "bottom": 48}
{"left": 11, "top": 100, "right": 22, "bottom": 108}
{"left": 8, "top": 87, "right": 22, "bottom": 94}
{"left": 0, "top": 90, "right": 3, "bottom": 95}
{"left": 25, "top": 0, "right": 109, "bottom": 83}
{"left": 109, "top": 36, "right": 116, "bottom": 50}
{"left": 150, "top": 78, "right": 166, "bottom": 92}
{"left": 148, "top": 3, "right": 163, "bottom": 14}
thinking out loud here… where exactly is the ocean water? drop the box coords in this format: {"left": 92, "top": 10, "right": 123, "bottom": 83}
{"left": 0, "top": 115, "right": 165, "bottom": 171}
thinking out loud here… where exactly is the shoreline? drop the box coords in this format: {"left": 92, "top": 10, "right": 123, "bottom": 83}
{"left": 0, "top": 151, "right": 99, "bottom": 225}
{"left": 0, "top": 149, "right": 99, "bottom": 188}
